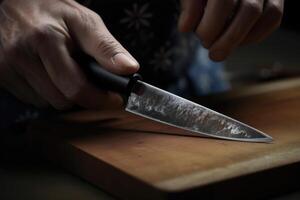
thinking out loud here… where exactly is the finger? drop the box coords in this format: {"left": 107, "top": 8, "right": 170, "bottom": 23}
{"left": 14, "top": 61, "right": 74, "bottom": 110}
{"left": 178, "top": 0, "right": 207, "bottom": 32}
{"left": 64, "top": 7, "right": 139, "bottom": 75}
{"left": 196, "top": 0, "right": 238, "bottom": 48}
{"left": 241, "top": 0, "right": 284, "bottom": 45}
{"left": 0, "top": 63, "right": 48, "bottom": 107}
{"left": 209, "top": 0, "right": 264, "bottom": 61}
{"left": 36, "top": 28, "right": 123, "bottom": 109}
{"left": 4, "top": 35, "right": 73, "bottom": 110}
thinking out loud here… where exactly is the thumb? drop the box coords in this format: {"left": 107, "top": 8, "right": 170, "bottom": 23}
{"left": 65, "top": 8, "right": 139, "bottom": 75}
{"left": 179, "top": 0, "right": 207, "bottom": 32}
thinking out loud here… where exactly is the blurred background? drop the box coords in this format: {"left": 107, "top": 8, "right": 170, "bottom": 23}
{"left": 225, "top": 1, "right": 300, "bottom": 87}
{"left": 1, "top": 1, "right": 300, "bottom": 200}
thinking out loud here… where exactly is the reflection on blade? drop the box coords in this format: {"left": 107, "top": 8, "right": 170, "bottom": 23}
{"left": 126, "top": 81, "right": 273, "bottom": 143}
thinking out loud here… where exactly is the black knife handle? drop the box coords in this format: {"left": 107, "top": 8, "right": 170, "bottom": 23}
{"left": 83, "top": 61, "right": 142, "bottom": 98}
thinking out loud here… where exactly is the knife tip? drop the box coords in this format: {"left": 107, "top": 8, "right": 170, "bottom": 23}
{"left": 262, "top": 135, "right": 274, "bottom": 143}
{"left": 249, "top": 134, "right": 274, "bottom": 143}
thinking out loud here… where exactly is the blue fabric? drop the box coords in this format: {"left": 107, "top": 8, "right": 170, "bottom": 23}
{"left": 168, "top": 45, "right": 230, "bottom": 96}
{"left": 188, "top": 46, "right": 230, "bottom": 95}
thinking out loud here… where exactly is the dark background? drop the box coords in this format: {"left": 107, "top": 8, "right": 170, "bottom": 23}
{"left": 225, "top": 1, "right": 300, "bottom": 87}
{"left": 282, "top": 1, "right": 300, "bottom": 31}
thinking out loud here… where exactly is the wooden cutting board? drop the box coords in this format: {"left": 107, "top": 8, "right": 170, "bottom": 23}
{"left": 29, "top": 78, "right": 300, "bottom": 200}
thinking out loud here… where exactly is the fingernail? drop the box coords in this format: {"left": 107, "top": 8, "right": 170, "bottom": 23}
{"left": 111, "top": 53, "right": 139, "bottom": 70}
{"left": 210, "top": 51, "right": 227, "bottom": 61}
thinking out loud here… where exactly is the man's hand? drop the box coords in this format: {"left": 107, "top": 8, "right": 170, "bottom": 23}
{"left": 179, "top": 0, "right": 284, "bottom": 61}
{"left": 0, "top": 0, "right": 139, "bottom": 109}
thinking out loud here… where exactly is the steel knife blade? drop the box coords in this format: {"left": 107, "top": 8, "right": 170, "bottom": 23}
{"left": 84, "top": 61, "right": 273, "bottom": 143}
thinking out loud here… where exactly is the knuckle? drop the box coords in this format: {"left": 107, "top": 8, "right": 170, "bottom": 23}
{"left": 73, "top": 7, "right": 102, "bottom": 29}
{"left": 86, "top": 9, "right": 102, "bottom": 22}
{"left": 66, "top": 8, "right": 81, "bottom": 22}
{"left": 28, "top": 25, "right": 59, "bottom": 44}
{"left": 68, "top": 6, "right": 119, "bottom": 57}
{"left": 243, "top": 1, "right": 263, "bottom": 16}
{"left": 94, "top": 34, "right": 121, "bottom": 57}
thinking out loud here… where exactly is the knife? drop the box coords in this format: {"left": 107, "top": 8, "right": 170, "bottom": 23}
{"left": 82, "top": 60, "right": 273, "bottom": 143}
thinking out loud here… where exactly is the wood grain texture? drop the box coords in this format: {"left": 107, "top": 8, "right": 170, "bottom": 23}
{"left": 29, "top": 78, "right": 300, "bottom": 200}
